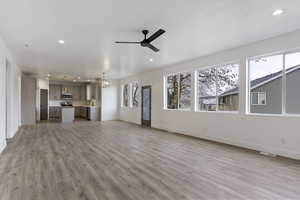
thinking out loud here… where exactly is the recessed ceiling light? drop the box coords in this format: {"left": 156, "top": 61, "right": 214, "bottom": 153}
{"left": 273, "top": 9, "right": 284, "bottom": 16}
{"left": 58, "top": 40, "right": 65, "bottom": 44}
{"left": 149, "top": 58, "right": 154, "bottom": 62}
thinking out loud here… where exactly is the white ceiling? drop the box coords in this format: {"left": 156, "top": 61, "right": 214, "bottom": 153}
{"left": 1, "top": 0, "right": 300, "bottom": 80}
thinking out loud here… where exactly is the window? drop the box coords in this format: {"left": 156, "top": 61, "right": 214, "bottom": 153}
{"left": 285, "top": 51, "right": 300, "bottom": 114}
{"left": 166, "top": 72, "right": 192, "bottom": 110}
{"left": 249, "top": 54, "right": 283, "bottom": 114}
{"left": 122, "top": 84, "right": 129, "bottom": 107}
{"left": 179, "top": 73, "right": 192, "bottom": 109}
{"left": 132, "top": 82, "right": 139, "bottom": 107}
{"left": 167, "top": 75, "right": 178, "bottom": 109}
{"left": 198, "top": 67, "right": 217, "bottom": 111}
{"left": 197, "top": 63, "right": 239, "bottom": 112}
{"left": 251, "top": 92, "right": 266, "bottom": 105}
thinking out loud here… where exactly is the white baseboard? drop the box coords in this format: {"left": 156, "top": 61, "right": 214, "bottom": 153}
{"left": 0, "top": 142, "right": 6, "bottom": 154}
{"left": 158, "top": 126, "right": 300, "bottom": 161}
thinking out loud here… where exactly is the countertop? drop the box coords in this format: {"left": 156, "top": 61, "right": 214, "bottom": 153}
{"left": 49, "top": 105, "right": 99, "bottom": 108}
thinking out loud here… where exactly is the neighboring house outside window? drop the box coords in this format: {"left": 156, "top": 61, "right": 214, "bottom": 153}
{"left": 197, "top": 63, "right": 240, "bottom": 112}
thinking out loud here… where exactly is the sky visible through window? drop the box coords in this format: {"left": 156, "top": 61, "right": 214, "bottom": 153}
{"left": 286, "top": 52, "right": 300, "bottom": 70}
{"left": 250, "top": 53, "right": 300, "bottom": 81}
{"left": 250, "top": 55, "right": 283, "bottom": 81}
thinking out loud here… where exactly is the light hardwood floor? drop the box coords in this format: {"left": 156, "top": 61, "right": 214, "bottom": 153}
{"left": 0, "top": 121, "right": 300, "bottom": 200}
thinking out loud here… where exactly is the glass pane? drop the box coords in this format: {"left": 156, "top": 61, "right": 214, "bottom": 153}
{"left": 167, "top": 75, "right": 178, "bottom": 109}
{"left": 132, "top": 82, "right": 139, "bottom": 107}
{"left": 123, "top": 84, "right": 129, "bottom": 107}
{"left": 251, "top": 93, "right": 258, "bottom": 105}
{"left": 142, "top": 88, "right": 150, "bottom": 120}
{"left": 285, "top": 52, "right": 300, "bottom": 114}
{"left": 249, "top": 55, "right": 283, "bottom": 114}
{"left": 217, "top": 64, "right": 239, "bottom": 111}
{"left": 198, "top": 68, "right": 217, "bottom": 111}
{"left": 179, "top": 73, "right": 192, "bottom": 109}
{"left": 258, "top": 93, "right": 266, "bottom": 105}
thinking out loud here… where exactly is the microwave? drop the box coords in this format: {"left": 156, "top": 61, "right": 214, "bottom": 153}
{"left": 61, "top": 93, "right": 73, "bottom": 99}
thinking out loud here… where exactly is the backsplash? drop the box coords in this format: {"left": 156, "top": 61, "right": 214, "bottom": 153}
{"left": 49, "top": 100, "right": 88, "bottom": 107}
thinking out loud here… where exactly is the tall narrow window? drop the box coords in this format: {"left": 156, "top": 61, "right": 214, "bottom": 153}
{"left": 197, "top": 63, "right": 239, "bottom": 112}
{"left": 167, "top": 75, "right": 179, "bottom": 109}
{"left": 166, "top": 72, "right": 192, "bottom": 110}
{"left": 198, "top": 68, "right": 217, "bottom": 111}
{"left": 217, "top": 64, "right": 239, "bottom": 111}
{"left": 132, "top": 82, "right": 139, "bottom": 107}
{"left": 249, "top": 55, "right": 283, "bottom": 114}
{"left": 179, "top": 73, "right": 192, "bottom": 109}
{"left": 123, "top": 84, "right": 129, "bottom": 107}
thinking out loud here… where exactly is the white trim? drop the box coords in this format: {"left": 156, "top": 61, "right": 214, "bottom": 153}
{"left": 120, "top": 84, "right": 124, "bottom": 107}
{"left": 131, "top": 81, "right": 139, "bottom": 108}
{"left": 196, "top": 110, "right": 239, "bottom": 114}
{"left": 163, "top": 108, "right": 192, "bottom": 112}
{"left": 282, "top": 53, "right": 286, "bottom": 114}
{"left": 164, "top": 71, "right": 193, "bottom": 111}
{"left": 196, "top": 62, "right": 240, "bottom": 113}
{"left": 247, "top": 48, "right": 300, "bottom": 116}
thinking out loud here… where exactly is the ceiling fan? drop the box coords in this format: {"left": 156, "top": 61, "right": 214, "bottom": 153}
{"left": 115, "top": 29, "right": 166, "bottom": 52}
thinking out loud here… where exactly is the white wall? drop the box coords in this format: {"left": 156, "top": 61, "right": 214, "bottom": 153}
{"left": 21, "top": 76, "right": 36, "bottom": 125}
{"left": 7, "top": 61, "right": 21, "bottom": 139}
{"left": 101, "top": 80, "right": 120, "bottom": 121}
{"left": 0, "top": 36, "right": 21, "bottom": 152}
{"left": 120, "top": 30, "right": 300, "bottom": 160}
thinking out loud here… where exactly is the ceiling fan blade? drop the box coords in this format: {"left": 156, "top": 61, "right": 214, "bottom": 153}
{"left": 146, "top": 29, "right": 166, "bottom": 43}
{"left": 145, "top": 43, "right": 159, "bottom": 52}
{"left": 115, "top": 41, "right": 140, "bottom": 44}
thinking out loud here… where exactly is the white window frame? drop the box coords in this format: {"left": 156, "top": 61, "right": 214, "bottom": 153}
{"left": 131, "top": 81, "right": 139, "bottom": 108}
{"left": 122, "top": 83, "right": 130, "bottom": 107}
{"left": 247, "top": 48, "right": 300, "bottom": 116}
{"left": 120, "top": 84, "right": 124, "bottom": 107}
{"left": 250, "top": 92, "right": 266, "bottom": 105}
{"left": 164, "top": 71, "right": 192, "bottom": 111}
{"left": 195, "top": 62, "right": 240, "bottom": 113}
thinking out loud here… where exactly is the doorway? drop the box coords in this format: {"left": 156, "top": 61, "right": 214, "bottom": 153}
{"left": 141, "top": 86, "right": 151, "bottom": 127}
{"left": 40, "top": 89, "right": 48, "bottom": 120}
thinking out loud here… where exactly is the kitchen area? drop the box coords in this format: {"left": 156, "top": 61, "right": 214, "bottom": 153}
{"left": 47, "top": 81, "right": 101, "bottom": 123}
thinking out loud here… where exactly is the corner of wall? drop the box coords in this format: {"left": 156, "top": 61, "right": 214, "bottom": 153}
{"left": 0, "top": 141, "right": 6, "bottom": 154}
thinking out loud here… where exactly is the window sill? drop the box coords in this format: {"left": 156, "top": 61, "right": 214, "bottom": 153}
{"left": 196, "top": 110, "right": 239, "bottom": 114}
{"left": 163, "top": 108, "right": 192, "bottom": 112}
{"left": 247, "top": 113, "right": 300, "bottom": 118}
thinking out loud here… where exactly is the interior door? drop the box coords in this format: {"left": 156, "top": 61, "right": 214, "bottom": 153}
{"left": 40, "top": 89, "right": 48, "bottom": 120}
{"left": 141, "top": 86, "right": 151, "bottom": 127}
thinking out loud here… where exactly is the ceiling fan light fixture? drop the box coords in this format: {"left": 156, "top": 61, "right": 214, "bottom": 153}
{"left": 115, "top": 29, "right": 165, "bottom": 52}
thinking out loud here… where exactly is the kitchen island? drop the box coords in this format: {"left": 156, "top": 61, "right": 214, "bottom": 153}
{"left": 61, "top": 106, "right": 75, "bottom": 123}
{"left": 49, "top": 105, "right": 99, "bottom": 122}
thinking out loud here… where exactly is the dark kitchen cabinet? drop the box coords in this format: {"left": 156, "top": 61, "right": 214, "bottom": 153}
{"left": 49, "top": 107, "right": 61, "bottom": 121}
